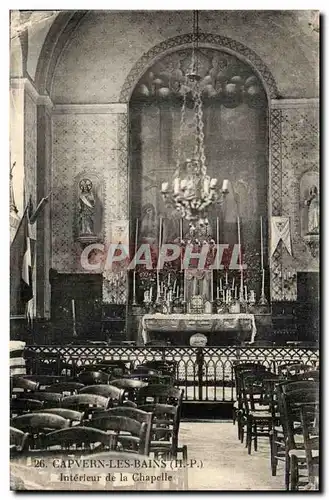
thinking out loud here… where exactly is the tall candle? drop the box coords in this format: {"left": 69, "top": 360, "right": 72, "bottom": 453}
{"left": 133, "top": 271, "right": 136, "bottom": 303}
{"left": 220, "top": 278, "right": 223, "bottom": 291}
{"left": 216, "top": 217, "right": 219, "bottom": 245}
{"left": 231, "top": 277, "right": 235, "bottom": 290}
{"left": 177, "top": 285, "right": 180, "bottom": 298}
{"left": 72, "top": 299, "right": 77, "bottom": 337}
{"left": 150, "top": 286, "right": 153, "bottom": 302}
{"left": 184, "top": 271, "right": 187, "bottom": 302}
{"left": 245, "top": 285, "right": 248, "bottom": 301}
{"left": 262, "top": 268, "right": 265, "bottom": 295}
{"left": 260, "top": 216, "right": 264, "bottom": 270}
{"left": 217, "top": 286, "right": 219, "bottom": 300}
{"left": 135, "top": 218, "right": 139, "bottom": 255}
{"left": 225, "top": 272, "right": 228, "bottom": 285}
{"left": 180, "top": 218, "right": 183, "bottom": 241}
{"left": 211, "top": 271, "right": 214, "bottom": 301}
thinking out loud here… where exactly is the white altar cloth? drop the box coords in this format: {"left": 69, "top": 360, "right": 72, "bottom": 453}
{"left": 141, "top": 313, "right": 257, "bottom": 345}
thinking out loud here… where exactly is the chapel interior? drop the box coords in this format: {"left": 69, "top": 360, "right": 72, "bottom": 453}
{"left": 10, "top": 10, "right": 319, "bottom": 346}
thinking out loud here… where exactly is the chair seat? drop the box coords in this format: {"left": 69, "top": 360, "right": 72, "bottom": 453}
{"left": 250, "top": 411, "right": 272, "bottom": 419}
{"left": 289, "top": 448, "right": 319, "bottom": 459}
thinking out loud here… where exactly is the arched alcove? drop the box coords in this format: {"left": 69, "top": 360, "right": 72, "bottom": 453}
{"left": 129, "top": 46, "right": 269, "bottom": 297}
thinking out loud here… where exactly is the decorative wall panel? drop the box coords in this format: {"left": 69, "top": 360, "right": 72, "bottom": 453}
{"left": 51, "top": 110, "right": 128, "bottom": 283}
{"left": 269, "top": 100, "right": 319, "bottom": 301}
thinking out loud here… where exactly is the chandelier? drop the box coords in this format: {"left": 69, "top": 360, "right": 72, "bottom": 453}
{"left": 161, "top": 11, "right": 227, "bottom": 231}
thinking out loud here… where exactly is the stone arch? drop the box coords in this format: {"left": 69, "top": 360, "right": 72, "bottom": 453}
{"left": 120, "top": 32, "right": 279, "bottom": 102}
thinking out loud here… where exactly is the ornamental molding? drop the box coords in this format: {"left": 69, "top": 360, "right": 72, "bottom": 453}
{"left": 271, "top": 98, "right": 319, "bottom": 109}
{"left": 53, "top": 103, "right": 128, "bottom": 115}
{"left": 120, "top": 32, "right": 279, "bottom": 102}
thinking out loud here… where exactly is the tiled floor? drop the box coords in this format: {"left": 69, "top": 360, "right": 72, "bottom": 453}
{"left": 179, "top": 421, "right": 285, "bottom": 491}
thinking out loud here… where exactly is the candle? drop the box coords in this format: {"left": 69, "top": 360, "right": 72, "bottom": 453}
{"left": 150, "top": 286, "right": 153, "bottom": 302}
{"left": 184, "top": 271, "right": 187, "bottom": 302}
{"left": 260, "top": 216, "right": 264, "bottom": 270}
{"left": 133, "top": 271, "right": 136, "bottom": 302}
{"left": 173, "top": 279, "right": 177, "bottom": 295}
{"left": 177, "top": 285, "right": 179, "bottom": 298}
{"left": 168, "top": 273, "right": 171, "bottom": 287}
{"left": 174, "top": 178, "right": 180, "bottom": 194}
{"left": 262, "top": 268, "right": 265, "bottom": 295}
{"left": 211, "top": 270, "right": 214, "bottom": 301}
{"left": 216, "top": 217, "right": 219, "bottom": 245}
{"left": 225, "top": 272, "right": 228, "bottom": 285}
{"left": 235, "top": 286, "right": 238, "bottom": 300}
{"left": 210, "top": 178, "right": 218, "bottom": 189}
{"left": 231, "top": 277, "right": 235, "bottom": 290}
{"left": 220, "top": 278, "right": 223, "bottom": 291}
{"left": 245, "top": 285, "right": 248, "bottom": 301}
{"left": 161, "top": 181, "right": 169, "bottom": 193}
{"left": 217, "top": 286, "right": 219, "bottom": 300}
{"left": 222, "top": 179, "right": 229, "bottom": 193}
{"left": 71, "top": 299, "right": 76, "bottom": 337}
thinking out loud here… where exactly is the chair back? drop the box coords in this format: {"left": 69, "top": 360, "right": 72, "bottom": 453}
{"left": 40, "top": 426, "right": 113, "bottom": 450}
{"left": 77, "top": 370, "right": 110, "bottom": 385}
{"left": 44, "top": 382, "right": 84, "bottom": 395}
{"left": 11, "top": 412, "right": 70, "bottom": 433}
{"left": 61, "top": 394, "right": 110, "bottom": 413}
{"left": 89, "top": 415, "right": 148, "bottom": 454}
{"left": 106, "top": 407, "right": 153, "bottom": 454}
{"left": 137, "top": 385, "right": 183, "bottom": 406}
{"left": 16, "top": 391, "right": 63, "bottom": 408}
{"left": 11, "top": 377, "right": 39, "bottom": 392}
{"left": 79, "top": 384, "right": 124, "bottom": 404}
{"left": 34, "top": 408, "right": 83, "bottom": 424}
{"left": 300, "top": 403, "right": 319, "bottom": 484}
{"left": 10, "top": 398, "right": 44, "bottom": 416}
{"left": 10, "top": 426, "right": 29, "bottom": 452}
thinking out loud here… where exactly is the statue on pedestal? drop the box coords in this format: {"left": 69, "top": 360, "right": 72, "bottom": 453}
{"left": 78, "top": 178, "right": 95, "bottom": 236}
{"left": 305, "top": 185, "right": 319, "bottom": 235}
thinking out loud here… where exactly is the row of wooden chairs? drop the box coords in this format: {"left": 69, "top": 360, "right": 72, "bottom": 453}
{"left": 233, "top": 361, "right": 319, "bottom": 491}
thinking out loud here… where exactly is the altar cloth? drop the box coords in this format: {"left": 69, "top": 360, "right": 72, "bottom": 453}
{"left": 141, "top": 313, "right": 256, "bottom": 345}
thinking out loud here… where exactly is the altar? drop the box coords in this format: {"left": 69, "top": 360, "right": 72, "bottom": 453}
{"left": 140, "top": 313, "right": 257, "bottom": 346}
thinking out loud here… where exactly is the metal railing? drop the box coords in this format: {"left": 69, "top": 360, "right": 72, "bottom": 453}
{"left": 23, "top": 345, "right": 319, "bottom": 402}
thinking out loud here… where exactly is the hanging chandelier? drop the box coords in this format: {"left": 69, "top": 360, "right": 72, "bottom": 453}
{"left": 161, "top": 11, "right": 227, "bottom": 230}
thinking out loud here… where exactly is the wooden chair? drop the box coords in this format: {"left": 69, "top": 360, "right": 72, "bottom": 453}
{"left": 279, "top": 383, "right": 319, "bottom": 490}
{"left": 104, "top": 407, "right": 153, "bottom": 454}
{"left": 10, "top": 426, "right": 29, "bottom": 453}
{"left": 136, "top": 385, "right": 184, "bottom": 407}
{"left": 43, "top": 382, "right": 84, "bottom": 395}
{"left": 110, "top": 378, "right": 148, "bottom": 403}
{"left": 300, "top": 404, "right": 319, "bottom": 490}
{"left": 61, "top": 394, "right": 110, "bottom": 418}
{"left": 88, "top": 415, "right": 149, "bottom": 455}
{"left": 40, "top": 426, "right": 113, "bottom": 452}
{"left": 11, "top": 377, "right": 39, "bottom": 392}
{"left": 79, "top": 384, "right": 124, "bottom": 405}
{"left": 10, "top": 398, "right": 44, "bottom": 417}
{"left": 11, "top": 412, "right": 70, "bottom": 449}
{"left": 128, "top": 372, "right": 173, "bottom": 385}
{"left": 139, "top": 403, "right": 187, "bottom": 461}
{"left": 241, "top": 371, "right": 280, "bottom": 455}
{"left": 77, "top": 370, "right": 110, "bottom": 385}
{"left": 18, "top": 375, "right": 71, "bottom": 386}
{"left": 82, "top": 360, "right": 130, "bottom": 378}
{"left": 15, "top": 391, "right": 63, "bottom": 408}
{"left": 34, "top": 408, "right": 84, "bottom": 425}
{"left": 278, "top": 363, "right": 316, "bottom": 379}
{"left": 232, "top": 363, "right": 268, "bottom": 441}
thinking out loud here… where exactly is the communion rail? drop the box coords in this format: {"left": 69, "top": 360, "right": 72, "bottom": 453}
{"left": 23, "top": 345, "right": 319, "bottom": 402}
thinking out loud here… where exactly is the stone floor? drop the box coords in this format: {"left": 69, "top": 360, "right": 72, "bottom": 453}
{"left": 179, "top": 421, "right": 285, "bottom": 491}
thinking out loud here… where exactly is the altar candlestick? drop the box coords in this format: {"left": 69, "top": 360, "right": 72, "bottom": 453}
{"left": 220, "top": 278, "right": 223, "bottom": 291}
{"left": 262, "top": 268, "right": 265, "bottom": 295}
{"left": 193, "top": 277, "right": 197, "bottom": 295}
{"left": 150, "top": 286, "right": 153, "bottom": 302}
{"left": 237, "top": 216, "right": 243, "bottom": 291}
{"left": 135, "top": 218, "right": 139, "bottom": 256}
{"left": 72, "top": 299, "right": 77, "bottom": 337}
{"left": 173, "top": 279, "right": 177, "bottom": 295}
{"left": 231, "top": 277, "right": 235, "bottom": 290}
{"left": 225, "top": 272, "right": 228, "bottom": 285}
{"left": 245, "top": 285, "right": 248, "bottom": 302}
{"left": 217, "top": 286, "right": 219, "bottom": 300}
{"left": 168, "top": 273, "right": 171, "bottom": 287}
{"left": 235, "top": 286, "right": 238, "bottom": 300}
{"left": 177, "top": 285, "right": 180, "bottom": 298}
{"left": 260, "top": 216, "right": 264, "bottom": 270}
{"left": 216, "top": 217, "right": 219, "bottom": 245}
{"left": 211, "top": 271, "right": 214, "bottom": 301}
{"left": 132, "top": 271, "right": 137, "bottom": 305}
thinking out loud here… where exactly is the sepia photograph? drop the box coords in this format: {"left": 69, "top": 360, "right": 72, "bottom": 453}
{"left": 9, "top": 8, "right": 320, "bottom": 491}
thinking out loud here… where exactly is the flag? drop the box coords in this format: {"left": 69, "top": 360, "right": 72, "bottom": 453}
{"left": 10, "top": 207, "right": 33, "bottom": 315}
{"left": 270, "top": 216, "right": 292, "bottom": 256}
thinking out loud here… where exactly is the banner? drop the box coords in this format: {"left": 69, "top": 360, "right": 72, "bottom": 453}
{"left": 270, "top": 216, "right": 292, "bottom": 256}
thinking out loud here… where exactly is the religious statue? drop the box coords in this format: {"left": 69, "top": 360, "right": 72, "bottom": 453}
{"left": 78, "top": 178, "right": 95, "bottom": 235}
{"left": 305, "top": 185, "right": 319, "bottom": 235}
{"left": 140, "top": 203, "right": 157, "bottom": 242}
